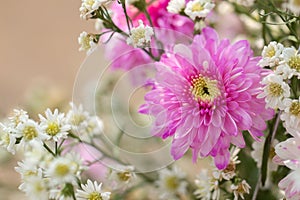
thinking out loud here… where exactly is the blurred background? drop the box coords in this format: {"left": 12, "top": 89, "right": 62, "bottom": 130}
{"left": 0, "top": 0, "right": 96, "bottom": 199}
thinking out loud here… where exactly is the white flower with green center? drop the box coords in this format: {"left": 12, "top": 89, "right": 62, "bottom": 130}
{"left": 126, "top": 20, "right": 154, "bottom": 48}
{"left": 259, "top": 41, "right": 284, "bottom": 67}
{"left": 39, "top": 108, "right": 70, "bottom": 142}
{"left": 15, "top": 119, "right": 49, "bottom": 147}
{"left": 78, "top": 31, "right": 98, "bottom": 55}
{"left": 45, "top": 156, "right": 79, "bottom": 185}
{"left": 281, "top": 97, "right": 300, "bottom": 137}
{"left": 0, "top": 123, "right": 16, "bottom": 154}
{"left": 156, "top": 166, "right": 187, "bottom": 200}
{"left": 76, "top": 180, "right": 111, "bottom": 200}
{"left": 281, "top": 47, "right": 300, "bottom": 78}
{"left": 257, "top": 74, "right": 290, "bottom": 110}
{"left": 184, "top": 0, "right": 215, "bottom": 20}
{"left": 167, "top": 0, "right": 186, "bottom": 14}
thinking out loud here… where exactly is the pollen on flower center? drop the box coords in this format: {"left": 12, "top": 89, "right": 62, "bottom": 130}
{"left": 55, "top": 164, "right": 70, "bottom": 176}
{"left": 191, "top": 76, "right": 220, "bottom": 102}
{"left": 192, "top": 3, "right": 204, "bottom": 12}
{"left": 268, "top": 82, "right": 283, "bottom": 97}
{"left": 88, "top": 192, "right": 103, "bottom": 200}
{"left": 23, "top": 126, "right": 38, "bottom": 140}
{"left": 165, "top": 176, "right": 179, "bottom": 190}
{"left": 266, "top": 46, "right": 275, "bottom": 58}
{"left": 290, "top": 102, "right": 300, "bottom": 116}
{"left": 46, "top": 122, "right": 60, "bottom": 136}
{"left": 288, "top": 55, "right": 300, "bottom": 72}
{"left": 117, "top": 171, "right": 131, "bottom": 182}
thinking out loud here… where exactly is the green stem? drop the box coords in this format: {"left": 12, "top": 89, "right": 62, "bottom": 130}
{"left": 43, "top": 142, "right": 55, "bottom": 157}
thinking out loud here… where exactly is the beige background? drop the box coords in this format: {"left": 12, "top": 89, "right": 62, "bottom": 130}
{"left": 0, "top": 1, "right": 96, "bottom": 199}
{"left": 0, "top": 0, "right": 96, "bottom": 114}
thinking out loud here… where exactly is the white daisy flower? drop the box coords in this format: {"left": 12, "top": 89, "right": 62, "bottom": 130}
{"left": 194, "top": 169, "right": 220, "bottom": 200}
{"left": 127, "top": 20, "right": 154, "bottom": 48}
{"left": 45, "top": 156, "right": 79, "bottom": 186}
{"left": 19, "top": 175, "right": 49, "bottom": 200}
{"left": 80, "top": 0, "right": 114, "bottom": 19}
{"left": 15, "top": 159, "right": 40, "bottom": 181}
{"left": 8, "top": 109, "right": 29, "bottom": 128}
{"left": 108, "top": 165, "right": 136, "bottom": 190}
{"left": 231, "top": 180, "right": 251, "bottom": 200}
{"left": 0, "top": 123, "right": 16, "bottom": 154}
{"left": 78, "top": 31, "right": 98, "bottom": 55}
{"left": 167, "top": 0, "right": 186, "bottom": 14}
{"left": 66, "top": 103, "right": 90, "bottom": 134}
{"left": 280, "top": 97, "right": 300, "bottom": 137}
{"left": 156, "top": 166, "right": 187, "bottom": 200}
{"left": 281, "top": 47, "right": 300, "bottom": 79}
{"left": 15, "top": 119, "right": 50, "bottom": 148}
{"left": 184, "top": 0, "right": 215, "bottom": 21}
{"left": 274, "top": 64, "right": 295, "bottom": 80}
{"left": 259, "top": 41, "right": 284, "bottom": 67}
{"left": 285, "top": 0, "right": 300, "bottom": 15}
{"left": 76, "top": 180, "right": 111, "bottom": 200}
{"left": 257, "top": 74, "right": 290, "bottom": 110}
{"left": 39, "top": 108, "right": 71, "bottom": 142}
{"left": 84, "top": 116, "right": 104, "bottom": 138}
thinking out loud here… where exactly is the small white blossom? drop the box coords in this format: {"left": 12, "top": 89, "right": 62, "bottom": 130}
{"left": 15, "top": 119, "right": 50, "bottom": 148}
{"left": 231, "top": 180, "right": 251, "bottom": 200}
{"left": 78, "top": 31, "right": 98, "bottom": 55}
{"left": 0, "top": 123, "right": 16, "bottom": 154}
{"left": 8, "top": 109, "right": 29, "bottom": 128}
{"left": 184, "top": 0, "right": 215, "bottom": 21}
{"left": 259, "top": 41, "right": 284, "bottom": 67}
{"left": 257, "top": 74, "right": 290, "bottom": 110}
{"left": 80, "top": 0, "right": 114, "bottom": 19}
{"left": 156, "top": 166, "right": 187, "bottom": 200}
{"left": 76, "top": 180, "right": 111, "bottom": 200}
{"left": 194, "top": 169, "right": 220, "bottom": 200}
{"left": 280, "top": 97, "right": 300, "bottom": 137}
{"left": 281, "top": 47, "right": 300, "bottom": 79}
{"left": 108, "top": 165, "right": 136, "bottom": 190}
{"left": 235, "top": 0, "right": 255, "bottom": 7}
{"left": 19, "top": 175, "right": 49, "bottom": 200}
{"left": 66, "top": 103, "right": 90, "bottom": 134}
{"left": 167, "top": 0, "right": 186, "bottom": 14}
{"left": 45, "top": 156, "right": 80, "bottom": 186}
{"left": 39, "top": 108, "right": 71, "bottom": 142}
{"left": 285, "top": 0, "right": 300, "bottom": 15}
{"left": 126, "top": 20, "right": 154, "bottom": 48}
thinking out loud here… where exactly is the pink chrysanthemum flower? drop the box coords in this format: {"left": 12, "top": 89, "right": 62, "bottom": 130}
{"left": 139, "top": 27, "right": 274, "bottom": 169}
{"left": 105, "top": 0, "right": 194, "bottom": 73}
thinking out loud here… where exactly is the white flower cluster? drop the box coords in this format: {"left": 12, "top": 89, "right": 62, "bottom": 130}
{"left": 0, "top": 103, "right": 109, "bottom": 199}
{"left": 126, "top": 20, "right": 154, "bottom": 48}
{"left": 258, "top": 43, "right": 300, "bottom": 135}
{"left": 258, "top": 42, "right": 300, "bottom": 200}
{"left": 167, "top": 0, "right": 215, "bottom": 21}
{"left": 194, "top": 147, "right": 251, "bottom": 200}
{"left": 78, "top": 31, "right": 98, "bottom": 55}
{"left": 79, "top": 0, "right": 114, "bottom": 19}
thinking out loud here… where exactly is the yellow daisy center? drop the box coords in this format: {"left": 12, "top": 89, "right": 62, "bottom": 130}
{"left": 268, "top": 83, "right": 283, "bottom": 97}
{"left": 290, "top": 102, "right": 300, "bottom": 116}
{"left": 117, "top": 171, "right": 131, "bottom": 182}
{"left": 191, "top": 76, "right": 220, "bottom": 102}
{"left": 192, "top": 3, "right": 204, "bottom": 12}
{"left": 266, "top": 46, "right": 275, "bottom": 58}
{"left": 288, "top": 55, "right": 300, "bottom": 72}
{"left": 46, "top": 122, "right": 60, "bottom": 136}
{"left": 88, "top": 192, "right": 103, "bottom": 200}
{"left": 55, "top": 164, "right": 70, "bottom": 176}
{"left": 23, "top": 126, "right": 38, "bottom": 140}
{"left": 165, "top": 176, "right": 179, "bottom": 190}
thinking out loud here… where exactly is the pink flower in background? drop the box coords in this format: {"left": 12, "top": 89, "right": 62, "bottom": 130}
{"left": 105, "top": 0, "right": 194, "bottom": 73}
{"left": 139, "top": 27, "right": 274, "bottom": 170}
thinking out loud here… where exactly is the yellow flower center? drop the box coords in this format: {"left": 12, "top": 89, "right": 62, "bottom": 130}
{"left": 165, "top": 176, "right": 179, "bottom": 190}
{"left": 266, "top": 46, "right": 275, "bottom": 58}
{"left": 86, "top": 0, "right": 95, "bottom": 7}
{"left": 191, "top": 76, "right": 220, "bottom": 102}
{"left": 288, "top": 55, "right": 300, "bottom": 72}
{"left": 88, "top": 192, "right": 103, "bottom": 200}
{"left": 117, "top": 171, "right": 131, "bottom": 182}
{"left": 55, "top": 164, "right": 70, "bottom": 176}
{"left": 72, "top": 114, "right": 86, "bottom": 126}
{"left": 23, "top": 126, "right": 38, "bottom": 140}
{"left": 268, "top": 82, "right": 283, "bottom": 97}
{"left": 192, "top": 2, "right": 204, "bottom": 12}
{"left": 290, "top": 102, "right": 300, "bottom": 116}
{"left": 46, "top": 122, "right": 60, "bottom": 136}
{"left": 132, "top": 29, "right": 146, "bottom": 45}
